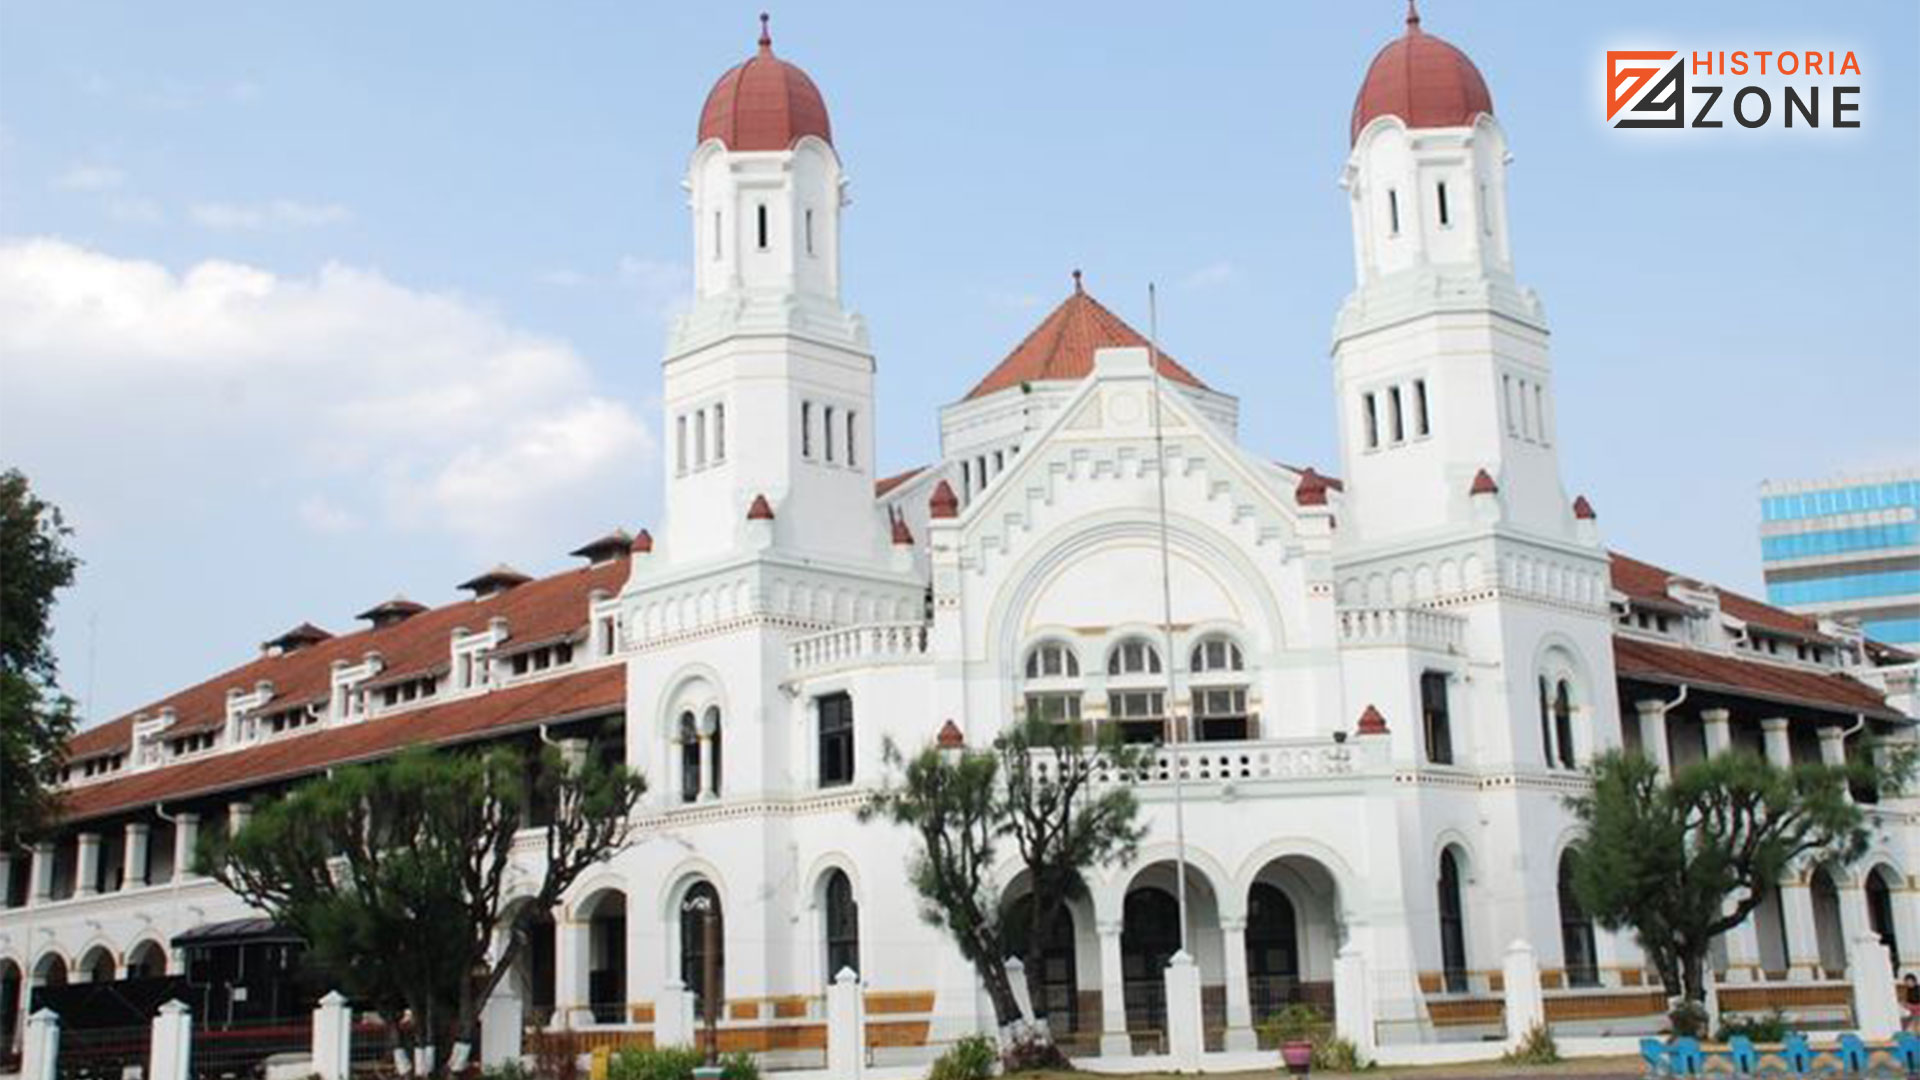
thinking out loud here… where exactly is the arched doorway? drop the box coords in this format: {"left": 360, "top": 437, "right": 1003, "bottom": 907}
{"left": 1437, "top": 849, "right": 1469, "bottom": 993}
{"left": 1557, "top": 851, "right": 1599, "bottom": 987}
{"left": 1, "top": 960, "right": 22, "bottom": 1060}
{"left": 1121, "top": 888, "right": 1183, "bottom": 1037}
{"left": 1004, "top": 893, "right": 1079, "bottom": 1038}
{"left": 822, "top": 870, "right": 860, "bottom": 982}
{"left": 507, "top": 903, "right": 558, "bottom": 1026}
{"left": 1865, "top": 865, "right": 1900, "bottom": 971}
{"left": 77, "top": 946, "right": 115, "bottom": 985}
{"left": 580, "top": 890, "right": 627, "bottom": 1024}
{"left": 1809, "top": 867, "right": 1846, "bottom": 979}
{"left": 1245, "top": 883, "right": 1300, "bottom": 1020}
{"left": 125, "top": 941, "right": 168, "bottom": 980}
{"left": 679, "top": 881, "right": 725, "bottom": 1021}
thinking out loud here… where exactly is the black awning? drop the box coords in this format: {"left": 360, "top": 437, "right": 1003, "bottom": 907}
{"left": 171, "top": 918, "right": 303, "bottom": 948}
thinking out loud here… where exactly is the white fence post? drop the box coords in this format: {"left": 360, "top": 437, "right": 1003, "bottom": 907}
{"left": 1848, "top": 934, "right": 1900, "bottom": 1041}
{"left": 22, "top": 1008, "right": 59, "bottom": 1080}
{"left": 1003, "top": 958, "right": 1035, "bottom": 1024}
{"left": 1333, "top": 943, "right": 1373, "bottom": 1061}
{"left": 312, "top": 991, "right": 351, "bottom": 1080}
{"left": 1163, "top": 950, "right": 1203, "bottom": 1070}
{"left": 480, "top": 978, "right": 525, "bottom": 1068}
{"left": 826, "top": 968, "right": 865, "bottom": 1079}
{"left": 149, "top": 1000, "right": 192, "bottom": 1080}
{"left": 1501, "top": 940, "right": 1545, "bottom": 1052}
{"left": 654, "top": 978, "right": 693, "bottom": 1048}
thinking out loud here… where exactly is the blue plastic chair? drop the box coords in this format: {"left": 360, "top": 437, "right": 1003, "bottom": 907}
{"left": 1670, "top": 1037, "right": 1705, "bottom": 1076}
{"left": 1728, "top": 1035, "right": 1760, "bottom": 1077}
{"left": 1891, "top": 1031, "right": 1920, "bottom": 1074}
{"left": 1781, "top": 1033, "right": 1815, "bottom": 1077}
{"left": 1644, "top": 1036, "right": 1675, "bottom": 1076}
{"left": 1836, "top": 1033, "right": 1870, "bottom": 1076}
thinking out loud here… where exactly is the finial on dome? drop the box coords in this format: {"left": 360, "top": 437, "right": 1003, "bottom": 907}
{"left": 1071, "top": 269, "right": 1083, "bottom": 294}
{"left": 1405, "top": 0, "right": 1422, "bottom": 32}
{"left": 758, "top": 12, "right": 772, "bottom": 50}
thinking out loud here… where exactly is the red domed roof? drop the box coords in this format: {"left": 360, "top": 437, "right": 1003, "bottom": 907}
{"left": 698, "top": 15, "right": 833, "bottom": 152}
{"left": 1350, "top": 3, "right": 1493, "bottom": 145}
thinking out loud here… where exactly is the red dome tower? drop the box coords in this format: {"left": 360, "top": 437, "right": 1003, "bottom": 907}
{"left": 697, "top": 14, "right": 832, "bottom": 151}
{"left": 1349, "top": 2, "right": 1493, "bottom": 144}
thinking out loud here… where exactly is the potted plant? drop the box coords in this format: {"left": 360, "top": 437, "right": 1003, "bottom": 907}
{"left": 1259, "top": 1003, "right": 1324, "bottom": 1076}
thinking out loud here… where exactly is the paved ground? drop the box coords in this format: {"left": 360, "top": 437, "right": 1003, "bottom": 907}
{"left": 1019, "top": 1057, "right": 1645, "bottom": 1079}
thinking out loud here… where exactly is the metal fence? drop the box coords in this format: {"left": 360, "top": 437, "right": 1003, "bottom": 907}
{"left": 53, "top": 1023, "right": 149, "bottom": 1080}
{"left": 186, "top": 1018, "right": 311, "bottom": 1080}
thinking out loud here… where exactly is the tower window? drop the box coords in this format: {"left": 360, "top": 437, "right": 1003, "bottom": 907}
{"left": 1389, "top": 386, "right": 1405, "bottom": 443}
{"left": 1363, "top": 393, "right": 1380, "bottom": 449}
{"left": 801, "top": 401, "right": 813, "bottom": 458}
{"left": 676, "top": 415, "right": 688, "bottom": 475}
{"left": 713, "top": 403, "right": 726, "bottom": 462}
{"left": 1414, "top": 379, "right": 1431, "bottom": 437}
{"left": 1503, "top": 376, "right": 1518, "bottom": 436}
{"left": 694, "top": 409, "right": 708, "bottom": 468}
{"left": 1534, "top": 384, "right": 1548, "bottom": 444}
{"left": 805, "top": 209, "right": 815, "bottom": 256}
{"left": 1388, "top": 189, "right": 1400, "bottom": 235}
{"left": 817, "top": 692, "right": 854, "bottom": 788}
{"left": 1421, "top": 671, "right": 1453, "bottom": 765}
{"left": 712, "top": 211, "right": 722, "bottom": 261}
{"left": 823, "top": 405, "right": 836, "bottom": 463}
{"left": 756, "top": 204, "right": 769, "bottom": 250}
{"left": 845, "top": 410, "right": 857, "bottom": 468}
{"left": 1437, "top": 181, "right": 1451, "bottom": 227}
{"left": 1480, "top": 182, "right": 1493, "bottom": 236}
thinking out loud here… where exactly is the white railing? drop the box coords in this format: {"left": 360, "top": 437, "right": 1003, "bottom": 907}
{"left": 1030, "top": 737, "right": 1359, "bottom": 788}
{"left": 1337, "top": 606, "right": 1466, "bottom": 653}
{"left": 788, "top": 621, "right": 931, "bottom": 677}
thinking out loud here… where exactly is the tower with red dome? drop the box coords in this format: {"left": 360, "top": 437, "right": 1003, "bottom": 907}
{"left": 1330, "top": 2, "right": 1573, "bottom": 547}
{"left": 658, "top": 14, "right": 885, "bottom": 568}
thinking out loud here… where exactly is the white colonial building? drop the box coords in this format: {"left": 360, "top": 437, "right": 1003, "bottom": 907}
{"left": 4, "top": 8, "right": 1916, "bottom": 1072}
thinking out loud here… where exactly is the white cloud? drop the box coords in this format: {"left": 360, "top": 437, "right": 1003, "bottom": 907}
{"left": 0, "top": 238, "right": 654, "bottom": 549}
{"left": 189, "top": 200, "right": 352, "bottom": 231}
{"left": 1179, "top": 261, "right": 1238, "bottom": 291}
{"left": 53, "top": 164, "right": 125, "bottom": 192}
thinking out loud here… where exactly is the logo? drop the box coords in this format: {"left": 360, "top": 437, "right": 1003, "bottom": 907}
{"left": 1605, "top": 49, "right": 1862, "bottom": 131}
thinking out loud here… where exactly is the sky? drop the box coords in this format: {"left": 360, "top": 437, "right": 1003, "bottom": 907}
{"left": 1, "top": 1, "right": 1915, "bottom": 728}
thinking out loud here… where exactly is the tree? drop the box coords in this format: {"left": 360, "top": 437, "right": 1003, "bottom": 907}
{"left": 0, "top": 469, "right": 81, "bottom": 850}
{"left": 206, "top": 740, "right": 644, "bottom": 1075}
{"left": 862, "top": 717, "right": 1145, "bottom": 1058}
{"left": 1566, "top": 745, "right": 1913, "bottom": 1034}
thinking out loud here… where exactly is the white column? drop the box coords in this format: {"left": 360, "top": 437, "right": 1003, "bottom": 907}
{"left": 1760, "top": 717, "right": 1793, "bottom": 767}
{"left": 825, "top": 968, "right": 865, "bottom": 1079}
{"left": 1333, "top": 944, "right": 1374, "bottom": 1062}
{"left": 1162, "top": 951, "right": 1203, "bottom": 1070}
{"left": 124, "top": 823, "right": 151, "bottom": 889}
{"left": 1817, "top": 726, "right": 1847, "bottom": 768}
{"left": 74, "top": 833, "right": 100, "bottom": 897}
{"left": 0, "top": 852, "right": 13, "bottom": 907}
{"left": 654, "top": 978, "right": 694, "bottom": 1048}
{"left": 149, "top": 1000, "right": 192, "bottom": 1080}
{"left": 554, "top": 915, "right": 591, "bottom": 1028}
{"left": 1634, "top": 700, "right": 1672, "bottom": 777}
{"left": 312, "top": 991, "right": 351, "bottom": 1080}
{"left": 28, "top": 842, "right": 54, "bottom": 904}
{"left": 173, "top": 813, "right": 200, "bottom": 879}
{"left": 1097, "top": 921, "right": 1129, "bottom": 1057}
{"left": 1003, "top": 957, "right": 1034, "bottom": 1023}
{"left": 1720, "top": 897, "right": 1763, "bottom": 984}
{"left": 1220, "top": 917, "right": 1256, "bottom": 1052}
{"left": 1849, "top": 935, "right": 1901, "bottom": 1041}
{"left": 23, "top": 1009, "right": 59, "bottom": 1080}
{"left": 228, "top": 801, "right": 253, "bottom": 837}
{"left": 1836, "top": 884, "right": 1871, "bottom": 972}
{"left": 1501, "top": 940, "right": 1544, "bottom": 1052}
{"left": 697, "top": 736, "right": 714, "bottom": 800}
{"left": 1779, "top": 880, "right": 1820, "bottom": 982}
{"left": 1700, "top": 707, "right": 1732, "bottom": 757}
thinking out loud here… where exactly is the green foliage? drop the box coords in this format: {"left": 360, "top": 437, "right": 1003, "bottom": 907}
{"left": 926, "top": 1034, "right": 997, "bottom": 1080}
{"left": 1312, "top": 1035, "right": 1365, "bottom": 1072}
{"left": 206, "top": 741, "right": 645, "bottom": 1076}
{"left": 0, "top": 469, "right": 81, "bottom": 849}
{"left": 477, "top": 1062, "right": 536, "bottom": 1080}
{"left": 862, "top": 718, "right": 1145, "bottom": 1045}
{"left": 1500, "top": 1022, "right": 1560, "bottom": 1066}
{"left": 1566, "top": 746, "right": 1912, "bottom": 1019}
{"left": 1715, "top": 1009, "right": 1789, "bottom": 1044}
{"left": 1258, "top": 1005, "right": 1365, "bottom": 1070}
{"left": 1669, "top": 1000, "right": 1709, "bottom": 1039}
{"left": 607, "top": 1048, "right": 757, "bottom": 1080}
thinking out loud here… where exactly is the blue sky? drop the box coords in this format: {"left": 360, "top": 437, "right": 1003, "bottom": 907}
{"left": 2, "top": 1, "right": 1915, "bottom": 726}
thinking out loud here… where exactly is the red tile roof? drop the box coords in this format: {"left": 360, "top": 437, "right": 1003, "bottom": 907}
{"left": 1609, "top": 551, "right": 1829, "bottom": 642}
{"left": 963, "top": 278, "right": 1208, "bottom": 401}
{"left": 874, "top": 466, "right": 926, "bottom": 499}
{"left": 65, "top": 559, "right": 629, "bottom": 761}
{"left": 697, "top": 16, "right": 832, "bottom": 152}
{"left": 1612, "top": 636, "right": 1899, "bottom": 721}
{"left": 58, "top": 665, "right": 625, "bottom": 823}
{"left": 1350, "top": 7, "right": 1493, "bottom": 145}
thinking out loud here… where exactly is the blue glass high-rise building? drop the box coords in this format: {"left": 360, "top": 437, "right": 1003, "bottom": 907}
{"left": 1758, "top": 468, "right": 1920, "bottom": 647}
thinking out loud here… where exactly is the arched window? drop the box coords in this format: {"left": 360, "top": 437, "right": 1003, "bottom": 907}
{"left": 704, "top": 705, "right": 723, "bottom": 798}
{"left": 1554, "top": 680, "right": 1576, "bottom": 769}
{"left": 0, "top": 960, "right": 21, "bottom": 1060}
{"left": 1558, "top": 851, "right": 1598, "bottom": 987}
{"left": 1190, "top": 635, "right": 1249, "bottom": 742}
{"left": 678, "top": 711, "right": 700, "bottom": 804}
{"left": 1245, "top": 883, "right": 1300, "bottom": 1020}
{"left": 823, "top": 870, "right": 860, "bottom": 981}
{"left": 1866, "top": 867, "right": 1900, "bottom": 970}
{"left": 1421, "top": 670, "right": 1453, "bottom": 765}
{"left": 817, "top": 692, "right": 854, "bottom": 788}
{"left": 1107, "top": 639, "right": 1166, "bottom": 743}
{"left": 1004, "top": 894, "right": 1078, "bottom": 1036}
{"left": 125, "top": 941, "right": 167, "bottom": 980}
{"left": 1538, "top": 676, "right": 1554, "bottom": 767}
{"left": 1437, "top": 849, "right": 1468, "bottom": 993}
{"left": 1023, "top": 642, "right": 1082, "bottom": 725}
{"left": 680, "top": 882, "right": 725, "bottom": 1020}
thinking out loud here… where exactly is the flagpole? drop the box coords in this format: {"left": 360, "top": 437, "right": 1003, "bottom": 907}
{"left": 1145, "top": 282, "right": 1190, "bottom": 956}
